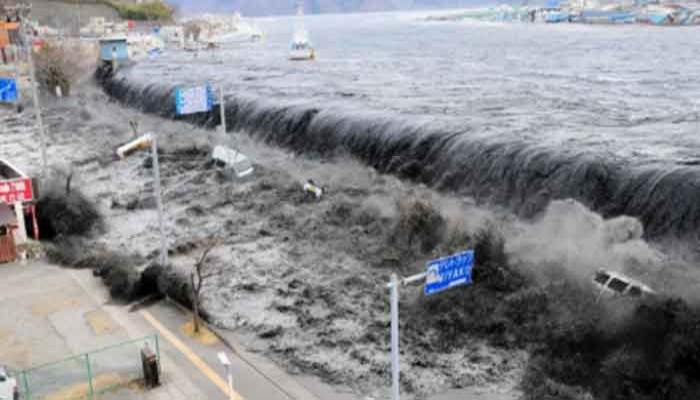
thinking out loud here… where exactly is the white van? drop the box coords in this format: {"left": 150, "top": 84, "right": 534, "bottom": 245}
{"left": 592, "top": 269, "right": 655, "bottom": 298}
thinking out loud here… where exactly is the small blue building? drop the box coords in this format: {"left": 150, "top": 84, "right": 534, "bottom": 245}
{"left": 99, "top": 38, "right": 129, "bottom": 63}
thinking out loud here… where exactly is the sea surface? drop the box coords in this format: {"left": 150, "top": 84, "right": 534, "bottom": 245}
{"left": 112, "top": 11, "right": 700, "bottom": 240}
{"left": 127, "top": 12, "right": 700, "bottom": 164}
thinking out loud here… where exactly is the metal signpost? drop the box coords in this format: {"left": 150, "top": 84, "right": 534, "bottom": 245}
{"left": 116, "top": 134, "right": 168, "bottom": 266}
{"left": 176, "top": 84, "right": 253, "bottom": 178}
{"left": 385, "top": 249, "right": 474, "bottom": 400}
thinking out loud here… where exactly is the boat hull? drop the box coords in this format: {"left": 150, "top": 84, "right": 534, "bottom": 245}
{"left": 289, "top": 49, "right": 315, "bottom": 61}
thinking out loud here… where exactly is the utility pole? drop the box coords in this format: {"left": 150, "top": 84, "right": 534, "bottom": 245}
{"left": 9, "top": 3, "right": 48, "bottom": 179}
{"left": 151, "top": 135, "right": 167, "bottom": 267}
{"left": 116, "top": 134, "right": 168, "bottom": 266}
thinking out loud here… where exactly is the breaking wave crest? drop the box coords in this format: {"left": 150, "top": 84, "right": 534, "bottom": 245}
{"left": 99, "top": 70, "right": 700, "bottom": 243}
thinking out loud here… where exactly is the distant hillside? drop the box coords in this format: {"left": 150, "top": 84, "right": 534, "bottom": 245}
{"left": 9, "top": 0, "right": 120, "bottom": 29}
{"left": 2, "top": 0, "right": 173, "bottom": 27}
{"left": 168, "top": 0, "right": 496, "bottom": 16}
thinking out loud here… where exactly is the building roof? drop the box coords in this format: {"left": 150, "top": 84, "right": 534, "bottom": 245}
{"left": 0, "top": 158, "right": 25, "bottom": 180}
{"left": 99, "top": 37, "right": 128, "bottom": 44}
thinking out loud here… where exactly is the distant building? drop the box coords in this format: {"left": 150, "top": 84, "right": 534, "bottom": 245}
{"left": 99, "top": 37, "right": 128, "bottom": 63}
{"left": 0, "top": 20, "right": 19, "bottom": 64}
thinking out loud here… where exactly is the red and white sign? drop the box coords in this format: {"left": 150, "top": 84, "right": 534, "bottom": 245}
{"left": 0, "top": 178, "right": 33, "bottom": 204}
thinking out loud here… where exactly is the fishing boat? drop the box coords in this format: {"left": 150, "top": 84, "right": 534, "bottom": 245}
{"left": 289, "top": 2, "right": 315, "bottom": 61}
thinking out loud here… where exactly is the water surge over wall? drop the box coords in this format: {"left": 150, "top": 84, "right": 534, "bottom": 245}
{"left": 99, "top": 70, "right": 700, "bottom": 242}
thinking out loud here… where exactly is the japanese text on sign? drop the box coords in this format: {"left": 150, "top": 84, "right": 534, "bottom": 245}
{"left": 0, "top": 178, "right": 34, "bottom": 204}
{"left": 424, "top": 250, "right": 474, "bottom": 296}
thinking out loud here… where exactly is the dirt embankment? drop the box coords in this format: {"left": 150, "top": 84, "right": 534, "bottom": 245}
{"left": 5, "top": 85, "right": 700, "bottom": 400}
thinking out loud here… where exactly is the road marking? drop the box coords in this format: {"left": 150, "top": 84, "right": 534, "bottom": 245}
{"left": 140, "top": 310, "right": 244, "bottom": 400}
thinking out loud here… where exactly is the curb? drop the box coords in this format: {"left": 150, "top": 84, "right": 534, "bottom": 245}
{"left": 163, "top": 297, "right": 320, "bottom": 400}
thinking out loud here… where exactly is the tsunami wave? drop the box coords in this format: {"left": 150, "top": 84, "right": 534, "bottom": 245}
{"left": 98, "top": 68, "right": 700, "bottom": 243}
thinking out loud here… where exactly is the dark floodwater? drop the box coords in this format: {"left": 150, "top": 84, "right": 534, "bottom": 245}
{"left": 109, "top": 11, "right": 700, "bottom": 240}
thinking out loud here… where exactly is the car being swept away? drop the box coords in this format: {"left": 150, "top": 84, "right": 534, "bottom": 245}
{"left": 0, "top": 365, "right": 18, "bottom": 400}
{"left": 593, "top": 269, "right": 656, "bottom": 299}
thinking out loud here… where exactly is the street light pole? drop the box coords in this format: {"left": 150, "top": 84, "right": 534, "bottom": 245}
{"left": 150, "top": 135, "right": 167, "bottom": 266}
{"left": 116, "top": 134, "right": 168, "bottom": 266}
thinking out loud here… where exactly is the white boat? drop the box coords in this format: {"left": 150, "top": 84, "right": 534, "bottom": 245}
{"left": 210, "top": 21, "right": 265, "bottom": 44}
{"left": 288, "top": 2, "right": 315, "bottom": 61}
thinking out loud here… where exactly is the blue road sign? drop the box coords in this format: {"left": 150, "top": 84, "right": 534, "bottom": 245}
{"left": 174, "top": 85, "right": 214, "bottom": 115}
{"left": 0, "top": 78, "right": 18, "bottom": 103}
{"left": 424, "top": 250, "right": 474, "bottom": 296}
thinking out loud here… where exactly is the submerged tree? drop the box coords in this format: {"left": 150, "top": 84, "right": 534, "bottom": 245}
{"left": 190, "top": 241, "right": 219, "bottom": 334}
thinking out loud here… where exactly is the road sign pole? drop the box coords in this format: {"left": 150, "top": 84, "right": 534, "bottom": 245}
{"left": 151, "top": 136, "right": 167, "bottom": 266}
{"left": 389, "top": 273, "right": 400, "bottom": 400}
{"left": 384, "top": 249, "right": 472, "bottom": 400}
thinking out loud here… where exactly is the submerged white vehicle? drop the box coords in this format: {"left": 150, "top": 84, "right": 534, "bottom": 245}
{"left": 592, "top": 269, "right": 656, "bottom": 299}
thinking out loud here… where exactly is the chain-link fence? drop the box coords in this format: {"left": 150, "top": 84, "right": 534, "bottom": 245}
{"left": 18, "top": 334, "right": 159, "bottom": 400}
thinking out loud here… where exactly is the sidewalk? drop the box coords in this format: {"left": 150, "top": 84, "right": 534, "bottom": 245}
{"left": 70, "top": 266, "right": 329, "bottom": 400}
{"left": 0, "top": 260, "right": 206, "bottom": 400}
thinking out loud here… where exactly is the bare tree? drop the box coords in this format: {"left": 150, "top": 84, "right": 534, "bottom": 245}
{"left": 190, "top": 241, "right": 219, "bottom": 334}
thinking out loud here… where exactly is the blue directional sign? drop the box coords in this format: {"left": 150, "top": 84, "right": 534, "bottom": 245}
{"left": 424, "top": 250, "right": 474, "bottom": 296}
{"left": 0, "top": 78, "right": 18, "bottom": 103}
{"left": 174, "top": 85, "right": 214, "bottom": 115}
